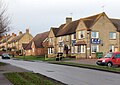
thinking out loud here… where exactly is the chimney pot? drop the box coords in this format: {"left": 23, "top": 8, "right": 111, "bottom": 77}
{"left": 26, "top": 29, "right": 29, "bottom": 34}
{"left": 19, "top": 31, "right": 22, "bottom": 35}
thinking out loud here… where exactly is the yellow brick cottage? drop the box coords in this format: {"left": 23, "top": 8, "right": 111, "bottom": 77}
{"left": 48, "top": 12, "right": 120, "bottom": 59}
{"left": 8, "top": 29, "right": 33, "bottom": 52}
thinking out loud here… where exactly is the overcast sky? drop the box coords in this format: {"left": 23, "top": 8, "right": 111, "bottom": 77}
{"left": 4, "top": 0, "right": 120, "bottom": 36}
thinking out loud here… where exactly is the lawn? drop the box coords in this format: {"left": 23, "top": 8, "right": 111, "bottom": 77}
{"left": 4, "top": 72, "right": 66, "bottom": 85}
{"left": 49, "top": 61, "right": 120, "bottom": 73}
{"left": 14, "top": 55, "right": 75, "bottom": 61}
{"left": 14, "top": 55, "right": 45, "bottom": 61}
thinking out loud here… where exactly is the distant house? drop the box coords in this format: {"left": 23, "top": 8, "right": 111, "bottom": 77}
{"left": 8, "top": 29, "right": 33, "bottom": 52}
{"left": 23, "top": 31, "right": 49, "bottom": 56}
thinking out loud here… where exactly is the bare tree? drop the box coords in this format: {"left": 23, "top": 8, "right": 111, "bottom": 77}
{"left": 0, "top": 0, "right": 10, "bottom": 36}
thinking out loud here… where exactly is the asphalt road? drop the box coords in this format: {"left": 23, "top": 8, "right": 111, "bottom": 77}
{"left": 0, "top": 59, "right": 120, "bottom": 85}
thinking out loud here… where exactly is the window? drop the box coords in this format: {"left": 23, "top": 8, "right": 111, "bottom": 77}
{"left": 71, "top": 46, "right": 75, "bottom": 53}
{"left": 78, "top": 30, "right": 85, "bottom": 39}
{"left": 109, "top": 32, "right": 116, "bottom": 39}
{"left": 59, "top": 37, "right": 62, "bottom": 41}
{"left": 109, "top": 45, "right": 114, "bottom": 52}
{"left": 48, "top": 48, "right": 53, "bottom": 54}
{"left": 71, "top": 33, "right": 76, "bottom": 40}
{"left": 49, "top": 38, "right": 53, "bottom": 43}
{"left": 91, "top": 45, "right": 99, "bottom": 53}
{"left": 66, "top": 35, "right": 69, "bottom": 41}
{"left": 91, "top": 32, "right": 99, "bottom": 38}
{"left": 78, "top": 45, "right": 86, "bottom": 53}
{"left": 58, "top": 47, "right": 63, "bottom": 53}
{"left": 114, "top": 54, "right": 120, "bottom": 58}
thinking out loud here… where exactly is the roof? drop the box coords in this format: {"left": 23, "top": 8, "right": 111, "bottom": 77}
{"left": 1, "top": 36, "right": 11, "bottom": 43}
{"left": 56, "top": 20, "right": 80, "bottom": 36}
{"left": 9, "top": 33, "right": 25, "bottom": 43}
{"left": 25, "top": 31, "right": 49, "bottom": 50}
{"left": 82, "top": 12, "right": 103, "bottom": 29}
{"left": 22, "top": 43, "right": 29, "bottom": 50}
{"left": 51, "top": 28, "right": 59, "bottom": 36}
{"left": 110, "top": 19, "right": 120, "bottom": 32}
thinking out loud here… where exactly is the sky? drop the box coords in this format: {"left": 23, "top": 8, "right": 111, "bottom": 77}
{"left": 3, "top": 0, "right": 120, "bottom": 36}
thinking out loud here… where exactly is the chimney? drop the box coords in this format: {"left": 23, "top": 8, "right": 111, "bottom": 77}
{"left": 66, "top": 17, "right": 72, "bottom": 24}
{"left": 26, "top": 29, "right": 29, "bottom": 34}
{"left": 19, "top": 31, "right": 22, "bottom": 35}
{"left": 12, "top": 33, "right": 16, "bottom": 37}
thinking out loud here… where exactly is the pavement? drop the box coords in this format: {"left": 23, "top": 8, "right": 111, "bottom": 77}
{"left": 1, "top": 59, "right": 120, "bottom": 85}
{"left": 0, "top": 63, "right": 30, "bottom": 85}
{"left": 65, "top": 59, "right": 97, "bottom": 65}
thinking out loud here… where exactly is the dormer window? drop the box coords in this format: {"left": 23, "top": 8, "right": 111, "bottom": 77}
{"left": 78, "top": 30, "right": 85, "bottom": 39}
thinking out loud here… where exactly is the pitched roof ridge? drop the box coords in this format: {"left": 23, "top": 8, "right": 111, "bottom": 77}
{"left": 82, "top": 12, "right": 104, "bottom": 20}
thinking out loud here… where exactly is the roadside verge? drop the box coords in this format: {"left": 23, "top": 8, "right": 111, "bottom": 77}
{"left": 48, "top": 61, "right": 120, "bottom": 74}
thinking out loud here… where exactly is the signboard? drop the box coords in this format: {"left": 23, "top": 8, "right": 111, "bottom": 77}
{"left": 90, "top": 38, "right": 101, "bottom": 44}
{"left": 72, "top": 40, "right": 76, "bottom": 46}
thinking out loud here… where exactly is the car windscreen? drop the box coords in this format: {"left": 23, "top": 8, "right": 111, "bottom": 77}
{"left": 104, "top": 53, "right": 113, "bottom": 58}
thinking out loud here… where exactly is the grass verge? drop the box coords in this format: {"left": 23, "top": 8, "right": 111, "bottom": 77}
{"left": 4, "top": 72, "right": 66, "bottom": 85}
{"left": 14, "top": 56, "right": 45, "bottom": 61}
{"left": 49, "top": 61, "right": 120, "bottom": 74}
{"left": 14, "top": 56, "right": 75, "bottom": 61}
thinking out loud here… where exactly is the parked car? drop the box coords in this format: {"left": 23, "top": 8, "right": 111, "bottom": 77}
{"left": 96, "top": 52, "right": 120, "bottom": 67}
{"left": 2, "top": 53, "right": 10, "bottom": 59}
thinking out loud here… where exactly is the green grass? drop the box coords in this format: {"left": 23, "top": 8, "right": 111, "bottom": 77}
{"left": 49, "top": 61, "right": 120, "bottom": 73}
{"left": 0, "top": 62, "right": 6, "bottom": 66}
{"left": 4, "top": 72, "right": 65, "bottom": 85}
{"left": 14, "top": 56, "right": 45, "bottom": 61}
{"left": 14, "top": 55, "right": 75, "bottom": 61}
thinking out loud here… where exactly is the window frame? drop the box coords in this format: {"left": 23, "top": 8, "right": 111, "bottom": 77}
{"left": 91, "top": 31, "right": 99, "bottom": 38}
{"left": 78, "top": 30, "right": 85, "bottom": 39}
{"left": 109, "top": 32, "right": 116, "bottom": 39}
{"left": 91, "top": 45, "right": 99, "bottom": 53}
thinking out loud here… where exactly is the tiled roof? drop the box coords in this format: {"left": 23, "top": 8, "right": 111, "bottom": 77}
{"left": 56, "top": 20, "right": 80, "bottom": 36}
{"left": 9, "top": 33, "right": 25, "bottom": 43}
{"left": 51, "top": 28, "right": 59, "bottom": 36}
{"left": 25, "top": 31, "right": 49, "bottom": 50}
{"left": 110, "top": 19, "right": 120, "bottom": 32}
{"left": 1, "top": 36, "right": 11, "bottom": 43}
{"left": 22, "top": 43, "right": 29, "bottom": 50}
{"left": 82, "top": 12, "right": 103, "bottom": 29}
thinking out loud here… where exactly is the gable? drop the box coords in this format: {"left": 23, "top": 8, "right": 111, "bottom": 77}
{"left": 91, "top": 14, "right": 116, "bottom": 31}
{"left": 76, "top": 20, "right": 87, "bottom": 31}
{"left": 48, "top": 29, "right": 55, "bottom": 38}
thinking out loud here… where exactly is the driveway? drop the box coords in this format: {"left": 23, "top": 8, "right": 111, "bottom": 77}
{"left": 1, "top": 59, "right": 120, "bottom": 85}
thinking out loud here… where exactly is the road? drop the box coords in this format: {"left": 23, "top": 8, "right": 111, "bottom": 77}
{"left": 0, "top": 59, "right": 120, "bottom": 85}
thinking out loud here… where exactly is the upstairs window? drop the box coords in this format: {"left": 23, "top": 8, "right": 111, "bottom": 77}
{"left": 59, "top": 37, "right": 63, "bottom": 42}
{"left": 109, "top": 32, "right": 116, "bottom": 39}
{"left": 66, "top": 35, "right": 69, "bottom": 41}
{"left": 91, "top": 32, "right": 99, "bottom": 38}
{"left": 78, "top": 30, "right": 85, "bottom": 39}
{"left": 71, "top": 33, "right": 76, "bottom": 40}
{"left": 49, "top": 38, "right": 53, "bottom": 43}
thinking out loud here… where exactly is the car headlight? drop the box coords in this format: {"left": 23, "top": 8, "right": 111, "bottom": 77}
{"left": 102, "top": 60, "right": 105, "bottom": 62}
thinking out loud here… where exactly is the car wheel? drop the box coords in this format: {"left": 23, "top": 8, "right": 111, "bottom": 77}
{"left": 107, "top": 62, "right": 112, "bottom": 67}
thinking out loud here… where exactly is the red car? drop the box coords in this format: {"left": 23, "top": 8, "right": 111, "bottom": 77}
{"left": 96, "top": 52, "right": 120, "bottom": 67}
